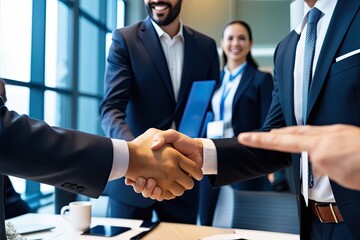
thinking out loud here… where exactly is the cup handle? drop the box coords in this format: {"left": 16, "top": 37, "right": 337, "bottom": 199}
{"left": 60, "top": 205, "right": 70, "bottom": 222}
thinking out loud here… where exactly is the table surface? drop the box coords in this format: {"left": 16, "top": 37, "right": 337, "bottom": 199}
{"left": 7, "top": 213, "right": 300, "bottom": 240}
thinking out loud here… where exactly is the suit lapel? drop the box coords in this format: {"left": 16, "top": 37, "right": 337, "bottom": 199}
{"left": 283, "top": 31, "right": 300, "bottom": 126}
{"left": 307, "top": 0, "right": 359, "bottom": 120}
{"left": 177, "top": 27, "right": 196, "bottom": 110}
{"left": 138, "top": 17, "right": 175, "bottom": 102}
{"left": 232, "top": 65, "right": 254, "bottom": 112}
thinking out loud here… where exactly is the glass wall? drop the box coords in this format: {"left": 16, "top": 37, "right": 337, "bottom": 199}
{"left": 0, "top": 0, "right": 124, "bottom": 211}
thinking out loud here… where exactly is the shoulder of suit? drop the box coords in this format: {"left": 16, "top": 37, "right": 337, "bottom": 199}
{"left": 183, "top": 25, "right": 216, "bottom": 42}
{"left": 117, "top": 20, "right": 144, "bottom": 34}
{"left": 246, "top": 65, "right": 272, "bottom": 79}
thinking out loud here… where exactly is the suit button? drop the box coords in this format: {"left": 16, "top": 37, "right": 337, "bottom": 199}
{"left": 70, "top": 185, "right": 78, "bottom": 191}
{"left": 77, "top": 187, "right": 85, "bottom": 193}
{"left": 61, "top": 182, "right": 71, "bottom": 189}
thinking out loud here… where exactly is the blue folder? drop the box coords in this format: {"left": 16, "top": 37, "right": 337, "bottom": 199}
{"left": 178, "top": 80, "right": 216, "bottom": 138}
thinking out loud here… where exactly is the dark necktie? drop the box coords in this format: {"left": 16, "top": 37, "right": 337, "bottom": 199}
{"left": 302, "top": 7, "right": 323, "bottom": 189}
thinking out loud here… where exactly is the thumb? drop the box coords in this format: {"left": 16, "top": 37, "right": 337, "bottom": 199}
{"left": 151, "top": 129, "right": 182, "bottom": 150}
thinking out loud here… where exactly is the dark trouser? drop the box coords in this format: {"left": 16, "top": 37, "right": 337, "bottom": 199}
{"left": 309, "top": 207, "right": 353, "bottom": 240}
{"left": 300, "top": 195, "right": 353, "bottom": 240}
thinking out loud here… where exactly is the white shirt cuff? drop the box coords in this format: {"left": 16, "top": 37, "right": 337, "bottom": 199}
{"left": 108, "top": 139, "right": 129, "bottom": 181}
{"left": 200, "top": 138, "right": 218, "bottom": 175}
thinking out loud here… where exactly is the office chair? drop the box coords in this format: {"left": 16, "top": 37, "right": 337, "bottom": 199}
{"left": 231, "top": 190, "right": 300, "bottom": 234}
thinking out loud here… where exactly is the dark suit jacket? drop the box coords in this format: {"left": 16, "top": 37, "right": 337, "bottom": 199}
{"left": 230, "top": 64, "right": 273, "bottom": 136}
{"left": 210, "top": 0, "right": 360, "bottom": 239}
{"left": 100, "top": 17, "right": 220, "bottom": 208}
{"left": 0, "top": 105, "right": 113, "bottom": 198}
{"left": 0, "top": 100, "right": 114, "bottom": 238}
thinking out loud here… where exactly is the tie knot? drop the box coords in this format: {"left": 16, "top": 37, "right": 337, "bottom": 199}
{"left": 307, "top": 7, "right": 323, "bottom": 25}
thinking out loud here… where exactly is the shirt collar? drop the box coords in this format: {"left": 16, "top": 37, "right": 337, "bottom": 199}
{"left": 224, "top": 61, "right": 247, "bottom": 75}
{"left": 294, "top": 0, "right": 338, "bottom": 35}
{"left": 151, "top": 19, "right": 184, "bottom": 41}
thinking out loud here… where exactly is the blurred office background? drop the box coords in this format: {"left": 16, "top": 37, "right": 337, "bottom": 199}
{"left": 0, "top": 0, "right": 302, "bottom": 217}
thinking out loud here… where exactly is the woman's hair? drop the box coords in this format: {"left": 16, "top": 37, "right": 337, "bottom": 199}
{"left": 222, "top": 20, "right": 258, "bottom": 69}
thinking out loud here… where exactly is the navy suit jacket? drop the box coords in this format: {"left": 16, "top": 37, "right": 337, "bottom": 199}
{"left": 0, "top": 106, "right": 113, "bottom": 198}
{"left": 0, "top": 101, "right": 114, "bottom": 238}
{"left": 210, "top": 0, "right": 360, "bottom": 239}
{"left": 229, "top": 64, "right": 273, "bottom": 135}
{"left": 100, "top": 17, "right": 220, "bottom": 208}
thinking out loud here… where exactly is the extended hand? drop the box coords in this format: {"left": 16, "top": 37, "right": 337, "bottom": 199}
{"left": 238, "top": 124, "right": 360, "bottom": 191}
{"left": 125, "top": 128, "right": 203, "bottom": 200}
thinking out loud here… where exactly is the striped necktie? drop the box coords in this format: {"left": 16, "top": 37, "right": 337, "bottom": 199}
{"left": 302, "top": 7, "right": 323, "bottom": 190}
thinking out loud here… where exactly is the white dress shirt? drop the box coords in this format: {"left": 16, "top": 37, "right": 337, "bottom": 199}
{"left": 211, "top": 63, "right": 246, "bottom": 138}
{"left": 202, "top": 0, "right": 339, "bottom": 203}
{"left": 152, "top": 20, "right": 184, "bottom": 102}
{"left": 108, "top": 139, "right": 129, "bottom": 181}
{"left": 152, "top": 20, "right": 184, "bottom": 129}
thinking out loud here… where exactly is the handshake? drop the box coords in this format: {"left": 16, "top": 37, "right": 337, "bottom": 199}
{"left": 123, "top": 124, "right": 360, "bottom": 200}
{"left": 124, "top": 128, "right": 204, "bottom": 201}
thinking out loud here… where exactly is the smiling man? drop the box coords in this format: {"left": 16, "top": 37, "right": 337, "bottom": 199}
{"left": 99, "top": 0, "right": 219, "bottom": 224}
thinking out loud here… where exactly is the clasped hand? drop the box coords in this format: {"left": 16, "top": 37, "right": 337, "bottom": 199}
{"left": 125, "top": 128, "right": 203, "bottom": 201}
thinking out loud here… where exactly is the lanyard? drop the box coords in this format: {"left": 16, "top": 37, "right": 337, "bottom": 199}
{"left": 219, "top": 63, "right": 247, "bottom": 120}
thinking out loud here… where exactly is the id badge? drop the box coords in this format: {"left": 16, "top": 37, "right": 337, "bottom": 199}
{"left": 207, "top": 121, "right": 224, "bottom": 139}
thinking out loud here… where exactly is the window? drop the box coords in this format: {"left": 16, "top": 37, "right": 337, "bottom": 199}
{"left": 0, "top": 0, "right": 32, "bottom": 82}
{"left": 0, "top": 0, "right": 124, "bottom": 211}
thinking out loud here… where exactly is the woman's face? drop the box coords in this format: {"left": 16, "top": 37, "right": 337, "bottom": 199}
{"left": 221, "top": 23, "right": 253, "bottom": 65}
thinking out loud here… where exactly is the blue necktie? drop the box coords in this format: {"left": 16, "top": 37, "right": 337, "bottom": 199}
{"left": 302, "top": 7, "right": 323, "bottom": 189}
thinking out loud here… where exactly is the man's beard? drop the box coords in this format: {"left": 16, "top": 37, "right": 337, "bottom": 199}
{"left": 145, "top": 0, "right": 182, "bottom": 26}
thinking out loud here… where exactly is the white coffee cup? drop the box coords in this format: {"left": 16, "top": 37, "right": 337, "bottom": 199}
{"left": 60, "top": 201, "right": 92, "bottom": 232}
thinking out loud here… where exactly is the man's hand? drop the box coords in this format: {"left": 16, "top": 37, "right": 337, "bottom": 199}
{"left": 238, "top": 124, "right": 360, "bottom": 191}
{"left": 151, "top": 129, "right": 204, "bottom": 166}
{"left": 125, "top": 128, "right": 203, "bottom": 200}
{"left": 126, "top": 129, "right": 204, "bottom": 200}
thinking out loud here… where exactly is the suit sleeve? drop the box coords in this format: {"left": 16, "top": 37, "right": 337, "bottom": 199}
{"left": 0, "top": 106, "right": 114, "bottom": 198}
{"left": 208, "top": 137, "right": 291, "bottom": 188}
{"left": 100, "top": 29, "right": 135, "bottom": 141}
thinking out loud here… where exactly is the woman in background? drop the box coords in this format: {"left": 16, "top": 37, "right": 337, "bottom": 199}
{"left": 200, "top": 20, "right": 288, "bottom": 226}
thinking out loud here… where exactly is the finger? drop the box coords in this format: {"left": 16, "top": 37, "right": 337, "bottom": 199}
{"left": 151, "top": 129, "right": 181, "bottom": 150}
{"left": 142, "top": 178, "right": 157, "bottom": 198}
{"left": 125, "top": 177, "right": 146, "bottom": 193}
{"left": 124, "top": 177, "right": 135, "bottom": 186}
{"left": 167, "top": 182, "right": 187, "bottom": 197}
{"left": 178, "top": 157, "right": 203, "bottom": 181}
{"left": 162, "top": 190, "right": 176, "bottom": 200}
{"left": 149, "top": 186, "right": 164, "bottom": 201}
{"left": 175, "top": 171, "right": 196, "bottom": 191}
{"left": 238, "top": 132, "right": 313, "bottom": 153}
{"left": 271, "top": 125, "right": 328, "bottom": 136}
